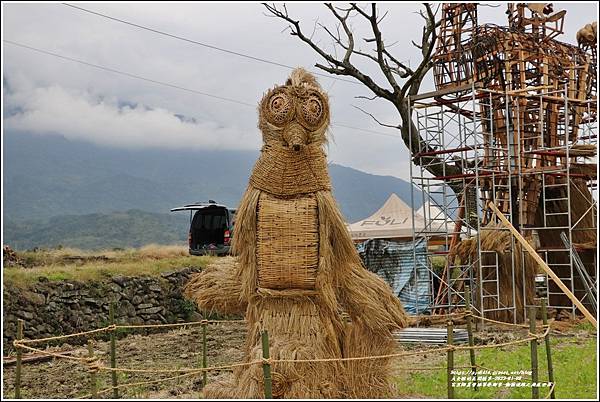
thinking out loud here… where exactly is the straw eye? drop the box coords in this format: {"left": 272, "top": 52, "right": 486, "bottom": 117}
{"left": 270, "top": 95, "right": 285, "bottom": 111}
{"left": 298, "top": 93, "right": 326, "bottom": 129}
{"left": 265, "top": 91, "right": 293, "bottom": 126}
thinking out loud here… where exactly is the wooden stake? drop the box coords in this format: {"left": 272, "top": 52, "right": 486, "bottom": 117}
{"left": 529, "top": 306, "right": 539, "bottom": 399}
{"left": 88, "top": 340, "right": 98, "bottom": 399}
{"left": 202, "top": 320, "right": 208, "bottom": 388}
{"left": 261, "top": 330, "right": 273, "bottom": 399}
{"left": 465, "top": 286, "right": 478, "bottom": 391}
{"left": 447, "top": 321, "right": 455, "bottom": 399}
{"left": 540, "top": 298, "right": 556, "bottom": 399}
{"left": 109, "top": 302, "right": 119, "bottom": 398}
{"left": 488, "top": 201, "right": 597, "bottom": 329}
{"left": 15, "top": 319, "right": 24, "bottom": 399}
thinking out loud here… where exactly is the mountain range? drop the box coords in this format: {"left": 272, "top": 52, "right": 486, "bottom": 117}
{"left": 3, "top": 131, "right": 418, "bottom": 249}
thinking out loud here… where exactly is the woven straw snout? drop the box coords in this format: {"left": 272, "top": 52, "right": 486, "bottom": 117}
{"left": 282, "top": 122, "right": 308, "bottom": 151}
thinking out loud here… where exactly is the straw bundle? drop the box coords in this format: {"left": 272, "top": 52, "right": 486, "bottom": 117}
{"left": 342, "top": 322, "right": 399, "bottom": 397}
{"left": 185, "top": 68, "right": 407, "bottom": 398}
{"left": 182, "top": 256, "right": 245, "bottom": 316}
{"left": 454, "top": 221, "right": 536, "bottom": 323}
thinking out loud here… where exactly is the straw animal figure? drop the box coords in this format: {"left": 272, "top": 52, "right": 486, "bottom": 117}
{"left": 577, "top": 21, "right": 597, "bottom": 48}
{"left": 184, "top": 67, "right": 407, "bottom": 398}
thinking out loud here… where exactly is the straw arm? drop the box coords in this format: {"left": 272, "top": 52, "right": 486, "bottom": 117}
{"left": 183, "top": 257, "right": 247, "bottom": 316}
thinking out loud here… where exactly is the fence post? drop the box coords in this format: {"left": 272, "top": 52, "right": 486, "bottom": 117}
{"left": 14, "top": 319, "right": 24, "bottom": 399}
{"left": 447, "top": 320, "right": 455, "bottom": 399}
{"left": 202, "top": 320, "right": 208, "bottom": 388}
{"left": 261, "top": 330, "right": 273, "bottom": 399}
{"left": 88, "top": 339, "right": 98, "bottom": 399}
{"left": 529, "top": 306, "right": 539, "bottom": 399}
{"left": 109, "top": 301, "right": 119, "bottom": 398}
{"left": 540, "top": 298, "right": 555, "bottom": 399}
{"left": 464, "top": 285, "right": 478, "bottom": 391}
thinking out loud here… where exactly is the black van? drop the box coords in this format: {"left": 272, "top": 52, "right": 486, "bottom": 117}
{"left": 171, "top": 201, "right": 236, "bottom": 256}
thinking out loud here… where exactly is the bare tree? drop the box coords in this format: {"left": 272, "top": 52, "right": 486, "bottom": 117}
{"left": 264, "top": 2, "right": 463, "bottom": 193}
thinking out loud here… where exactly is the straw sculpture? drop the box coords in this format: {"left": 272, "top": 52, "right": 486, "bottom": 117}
{"left": 454, "top": 221, "right": 536, "bottom": 323}
{"left": 184, "top": 67, "right": 407, "bottom": 398}
{"left": 577, "top": 21, "right": 597, "bottom": 47}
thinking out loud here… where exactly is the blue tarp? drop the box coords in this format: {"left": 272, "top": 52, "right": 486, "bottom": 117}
{"left": 356, "top": 237, "right": 431, "bottom": 314}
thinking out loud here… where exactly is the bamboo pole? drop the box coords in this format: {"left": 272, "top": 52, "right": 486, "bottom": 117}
{"left": 487, "top": 201, "right": 597, "bottom": 329}
{"left": 202, "top": 320, "right": 208, "bottom": 388}
{"left": 87, "top": 340, "right": 98, "bottom": 399}
{"left": 14, "top": 319, "right": 24, "bottom": 399}
{"left": 447, "top": 321, "right": 455, "bottom": 399}
{"left": 529, "top": 306, "right": 539, "bottom": 399}
{"left": 261, "top": 330, "right": 273, "bottom": 399}
{"left": 109, "top": 302, "right": 119, "bottom": 398}
{"left": 540, "top": 298, "right": 556, "bottom": 399}
{"left": 465, "top": 286, "right": 478, "bottom": 391}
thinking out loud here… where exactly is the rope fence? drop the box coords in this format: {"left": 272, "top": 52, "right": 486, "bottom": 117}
{"left": 15, "top": 319, "right": 246, "bottom": 345}
{"left": 82, "top": 370, "right": 209, "bottom": 399}
{"left": 10, "top": 301, "right": 561, "bottom": 399}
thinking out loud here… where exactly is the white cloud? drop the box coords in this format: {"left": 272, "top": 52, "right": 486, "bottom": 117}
{"left": 2, "top": 2, "right": 597, "bottom": 179}
{"left": 4, "top": 77, "right": 260, "bottom": 150}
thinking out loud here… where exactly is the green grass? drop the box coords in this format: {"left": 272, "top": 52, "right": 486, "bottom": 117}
{"left": 3, "top": 246, "right": 213, "bottom": 288}
{"left": 430, "top": 256, "right": 446, "bottom": 274}
{"left": 396, "top": 336, "right": 597, "bottom": 399}
{"left": 573, "top": 320, "right": 596, "bottom": 332}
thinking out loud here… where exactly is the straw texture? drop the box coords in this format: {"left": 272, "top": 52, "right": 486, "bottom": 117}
{"left": 257, "top": 193, "right": 319, "bottom": 290}
{"left": 249, "top": 143, "right": 331, "bottom": 196}
{"left": 182, "top": 257, "right": 245, "bottom": 316}
{"left": 455, "top": 221, "right": 536, "bottom": 323}
{"left": 185, "top": 68, "right": 407, "bottom": 398}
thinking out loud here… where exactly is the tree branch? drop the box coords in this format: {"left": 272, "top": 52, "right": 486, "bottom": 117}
{"left": 324, "top": 3, "right": 354, "bottom": 64}
{"left": 352, "top": 105, "right": 402, "bottom": 129}
{"left": 355, "top": 94, "right": 378, "bottom": 101}
{"left": 350, "top": 3, "right": 401, "bottom": 94}
{"left": 401, "top": 3, "right": 437, "bottom": 98}
{"left": 263, "top": 2, "right": 395, "bottom": 100}
{"left": 263, "top": 2, "right": 464, "bottom": 193}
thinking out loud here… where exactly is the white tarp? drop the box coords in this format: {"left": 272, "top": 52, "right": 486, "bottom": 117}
{"left": 347, "top": 193, "right": 437, "bottom": 240}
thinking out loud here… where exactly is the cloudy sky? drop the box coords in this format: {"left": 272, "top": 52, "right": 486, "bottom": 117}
{"left": 3, "top": 2, "right": 597, "bottom": 179}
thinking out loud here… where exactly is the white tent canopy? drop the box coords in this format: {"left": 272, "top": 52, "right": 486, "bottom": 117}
{"left": 416, "top": 201, "right": 453, "bottom": 233}
{"left": 347, "top": 193, "right": 437, "bottom": 240}
{"left": 417, "top": 201, "right": 477, "bottom": 236}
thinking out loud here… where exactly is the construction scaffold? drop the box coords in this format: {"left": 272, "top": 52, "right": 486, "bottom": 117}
{"left": 408, "top": 3, "right": 597, "bottom": 324}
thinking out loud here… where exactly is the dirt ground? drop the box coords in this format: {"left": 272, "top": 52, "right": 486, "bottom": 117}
{"left": 2, "top": 318, "right": 592, "bottom": 399}
{"left": 3, "top": 321, "right": 247, "bottom": 399}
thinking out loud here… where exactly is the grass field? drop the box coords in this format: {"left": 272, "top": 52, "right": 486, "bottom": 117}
{"left": 396, "top": 333, "right": 597, "bottom": 399}
{"left": 3, "top": 245, "right": 212, "bottom": 287}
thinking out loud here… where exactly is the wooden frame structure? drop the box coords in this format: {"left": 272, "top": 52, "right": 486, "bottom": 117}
{"left": 410, "top": 3, "right": 597, "bottom": 322}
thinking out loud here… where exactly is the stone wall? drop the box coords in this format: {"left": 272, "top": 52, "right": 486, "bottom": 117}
{"left": 3, "top": 267, "right": 202, "bottom": 353}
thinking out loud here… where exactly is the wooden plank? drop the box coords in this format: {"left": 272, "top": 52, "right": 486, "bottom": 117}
{"left": 488, "top": 201, "right": 597, "bottom": 329}
{"left": 410, "top": 82, "right": 480, "bottom": 101}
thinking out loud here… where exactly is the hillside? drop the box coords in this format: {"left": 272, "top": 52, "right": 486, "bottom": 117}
{"left": 3, "top": 210, "right": 189, "bottom": 250}
{"left": 3, "top": 131, "right": 418, "bottom": 249}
